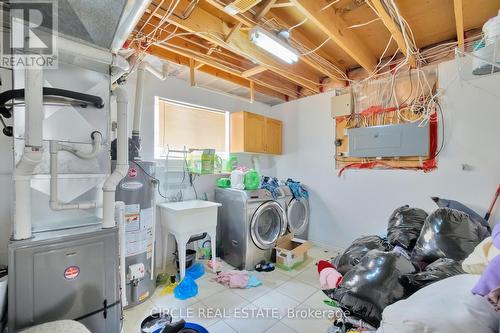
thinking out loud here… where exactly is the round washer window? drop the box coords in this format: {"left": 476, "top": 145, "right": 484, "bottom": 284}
{"left": 250, "top": 201, "right": 286, "bottom": 249}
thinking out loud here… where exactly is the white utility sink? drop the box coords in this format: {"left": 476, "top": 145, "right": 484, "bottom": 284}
{"left": 157, "top": 200, "right": 221, "bottom": 234}
{"left": 157, "top": 200, "right": 221, "bottom": 279}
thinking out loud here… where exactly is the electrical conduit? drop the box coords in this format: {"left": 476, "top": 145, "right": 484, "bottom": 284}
{"left": 102, "top": 86, "right": 129, "bottom": 229}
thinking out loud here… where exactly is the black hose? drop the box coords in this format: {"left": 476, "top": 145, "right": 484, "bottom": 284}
{"left": 0, "top": 87, "right": 105, "bottom": 108}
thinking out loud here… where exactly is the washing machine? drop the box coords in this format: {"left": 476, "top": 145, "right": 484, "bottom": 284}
{"left": 215, "top": 188, "right": 287, "bottom": 270}
{"left": 281, "top": 185, "right": 310, "bottom": 239}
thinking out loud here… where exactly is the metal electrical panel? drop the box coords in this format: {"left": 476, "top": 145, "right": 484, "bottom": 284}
{"left": 347, "top": 122, "right": 429, "bottom": 158}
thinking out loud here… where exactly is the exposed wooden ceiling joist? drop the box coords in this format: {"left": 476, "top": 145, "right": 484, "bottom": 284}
{"left": 203, "top": 0, "right": 346, "bottom": 83}
{"left": 149, "top": 1, "right": 322, "bottom": 93}
{"left": 272, "top": 1, "right": 294, "bottom": 8}
{"left": 290, "top": 0, "right": 378, "bottom": 73}
{"left": 453, "top": 0, "right": 465, "bottom": 49}
{"left": 135, "top": 17, "right": 300, "bottom": 98}
{"left": 148, "top": 45, "right": 290, "bottom": 101}
{"left": 369, "top": 0, "right": 416, "bottom": 67}
{"left": 242, "top": 65, "right": 267, "bottom": 77}
{"left": 255, "top": 0, "right": 277, "bottom": 21}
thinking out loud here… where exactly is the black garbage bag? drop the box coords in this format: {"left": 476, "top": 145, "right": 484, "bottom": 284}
{"left": 432, "top": 196, "right": 490, "bottom": 232}
{"left": 331, "top": 250, "right": 416, "bottom": 327}
{"left": 402, "top": 258, "right": 465, "bottom": 293}
{"left": 333, "top": 235, "right": 393, "bottom": 275}
{"left": 387, "top": 206, "right": 428, "bottom": 251}
{"left": 411, "top": 208, "right": 490, "bottom": 264}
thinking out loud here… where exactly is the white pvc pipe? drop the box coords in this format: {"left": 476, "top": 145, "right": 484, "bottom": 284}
{"left": 12, "top": 68, "right": 44, "bottom": 240}
{"left": 58, "top": 131, "right": 103, "bottom": 160}
{"left": 103, "top": 86, "right": 129, "bottom": 229}
{"left": 49, "top": 133, "right": 102, "bottom": 211}
{"left": 115, "top": 201, "right": 128, "bottom": 308}
{"left": 111, "top": 0, "right": 153, "bottom": 52}
{"left": 132, "top": 62, "right": 169, "bottom": 135}
{"left": 24, "top": 68, "right": 43, "bottom": 148}
{"left": 132, "top": 64, "right": 146, "bottom": 135}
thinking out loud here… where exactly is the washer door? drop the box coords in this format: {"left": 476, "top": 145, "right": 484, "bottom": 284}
{"left": 287, "top": 198, "right": 310, "bottom": 235}
{"left": 250, "top": 201, "right": 286, "bottom": 250}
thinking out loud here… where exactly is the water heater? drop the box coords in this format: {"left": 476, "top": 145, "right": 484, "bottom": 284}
{"left": 114, "top": 161, "right": 156, "bottom": 308}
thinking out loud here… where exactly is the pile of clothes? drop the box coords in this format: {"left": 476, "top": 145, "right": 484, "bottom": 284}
{"left": 322, "top": 197, "right": 493, "bottom": 329}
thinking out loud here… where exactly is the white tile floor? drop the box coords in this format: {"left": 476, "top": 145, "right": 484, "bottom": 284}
{"left": 123, "top": 246, "right": 338, "bottom": 333}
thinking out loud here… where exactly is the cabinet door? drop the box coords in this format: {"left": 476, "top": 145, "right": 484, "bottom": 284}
{"left": 244, "top": 112, "right": 266, "bottom": 153}
{"left": 265, "top": 118, "right": 282, "bottom": 155}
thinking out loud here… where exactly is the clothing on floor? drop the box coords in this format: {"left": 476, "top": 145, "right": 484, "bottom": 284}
{"left": 462, "top": 236, "right": 500, "bottom": 274}
{"left": 260, "top": 177, "right": 280, "bottom": 199}
{"left": 214, "top": 270, "right": 261, "bottom": 289}
{"left": 472, "top": 251, "right": 500, "bottom": 297}
{"left": 247, "top": 275, "right": 262, "bottom": 288}
{"left": 207, "top": 259, "right": 222, "bottom": 271}
{"left": 286, "top": 178, "right": 309, "bottom": 199}
{"left": 472, "top": 223, "right": 500, "bottom": 305}
{"left": 317, "top": 260, "right": 343, "bottom": 290}
{"left": 320, "top": 267, "right": 343, "bottom": 290}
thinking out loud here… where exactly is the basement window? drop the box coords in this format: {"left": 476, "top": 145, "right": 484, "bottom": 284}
{"left": 154, "top": 98, "right": 229, "bottom": 159}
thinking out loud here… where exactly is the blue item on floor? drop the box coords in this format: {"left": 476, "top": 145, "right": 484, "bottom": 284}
{"left": 174, "top": 276, "right": 198, "bottom": 300}
{"left": 286, "top": 178, "right": 309, "bottom": 199}
{"left": 184, "top": 322, "right": 209, "bottom": 333}
{"left": 260, "top": 176, "right": 280, "bottom": 198}
{"left": 186, "top": 263, "right": 205, "bottom": 280}
{"left": 246, "top": 275, "right": 262, "bottom": 288}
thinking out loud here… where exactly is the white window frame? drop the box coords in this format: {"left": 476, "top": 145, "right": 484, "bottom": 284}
{"left": 154, "top": 96, "right": 230, "bottom": 161}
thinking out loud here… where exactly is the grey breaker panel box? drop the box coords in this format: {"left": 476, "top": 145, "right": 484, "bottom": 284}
{"left": 347, "top": 122, "right": 429, "bottom": 158}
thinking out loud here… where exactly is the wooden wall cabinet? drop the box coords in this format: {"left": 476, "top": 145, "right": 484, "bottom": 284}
{"left": 230, "top": 111, "right": 283, "bottom": 155}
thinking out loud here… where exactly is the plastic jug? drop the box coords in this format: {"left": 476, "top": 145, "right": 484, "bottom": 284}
{"left": 222, "top": 155, "right": 238, "bottom": 173}
{"left": 216, "top": 178, "right": 231, "bottom": 188}
{"left": 230, "top": 170, "right": 245, "bottom": 189}
{"left": 244, "top": 169, "right": 261, "bottom": 190}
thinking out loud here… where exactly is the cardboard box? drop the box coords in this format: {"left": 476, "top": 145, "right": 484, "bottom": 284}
{"left": 275, "top": 233, "right": 312, "bottom": 271}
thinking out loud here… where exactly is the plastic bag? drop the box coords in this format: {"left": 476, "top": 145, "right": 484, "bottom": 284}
{"left": 377, "top": 274, "right": 499, "bottom": 333}
{"left": 333, "top": 235, "right": 393, "bottom": 275}
{"left": 186, "top": 263, "right": 205, "bottom": 280}
{"left": 402, "top": 258, "right": 465, "bottom": 292}
{"left": 387, "top": 206, "right": 428, "bottom": 251}
{"left": 331, "top": 250, "right": 416, "bottom": 327}
{"left": 174, "top": 276, "right": 198, "bottom": 300}
{"left": 411, "top": 208, "right": 490, "bottom": 264}
{"left": 432, "top": 197, "right": 490, "bottom": 231}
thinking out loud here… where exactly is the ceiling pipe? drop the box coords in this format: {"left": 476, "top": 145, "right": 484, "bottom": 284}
{"left": 111, "top": 0, "right": 153, "bottom": 52}
{"left": 131, "top": 61, "right": 169, "bottom": 159}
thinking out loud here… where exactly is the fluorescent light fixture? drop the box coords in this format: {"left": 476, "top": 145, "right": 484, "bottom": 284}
{"left": 249, "top": 27, "right": 299, "bottom": 64}
{"left": 223, "top": 5, "right": 239, "bottom": 15}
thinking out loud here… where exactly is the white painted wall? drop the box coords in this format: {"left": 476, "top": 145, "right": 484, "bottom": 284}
{"left": 271, "top": 59, "right": 500, "bottom": 250}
